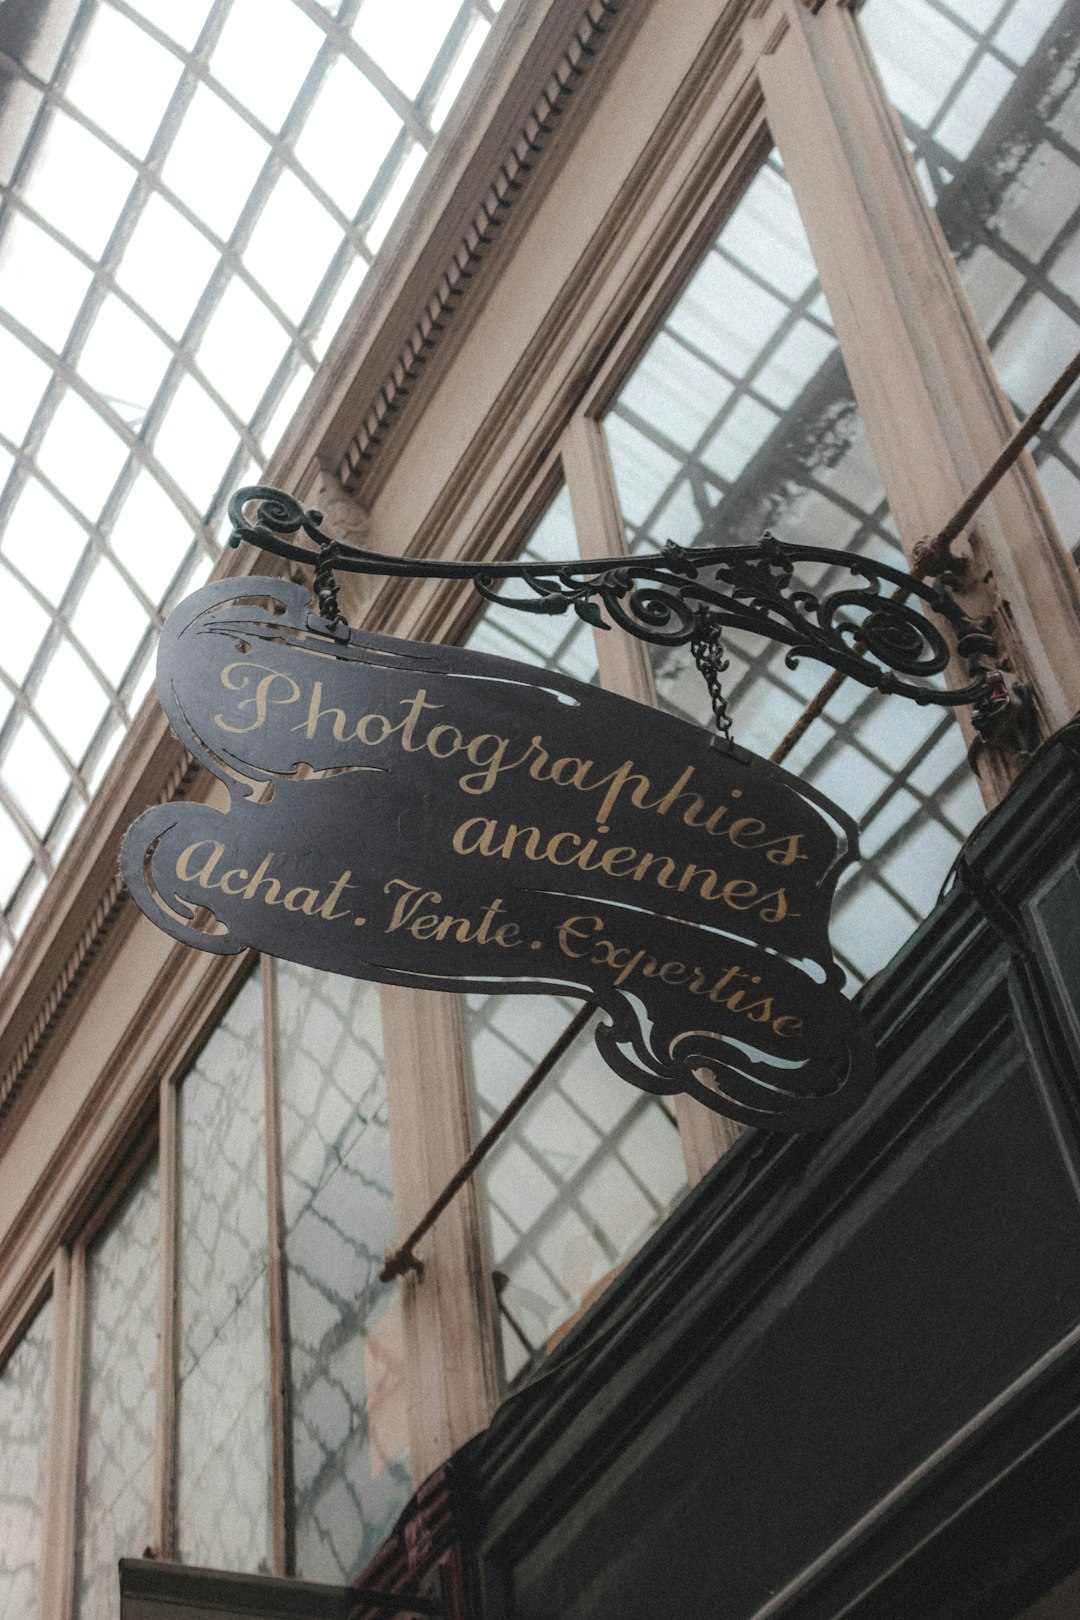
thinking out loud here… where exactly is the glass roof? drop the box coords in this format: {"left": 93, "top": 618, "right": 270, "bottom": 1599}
{"left": 0, "top": 0, "right": 500, "bottom": 968}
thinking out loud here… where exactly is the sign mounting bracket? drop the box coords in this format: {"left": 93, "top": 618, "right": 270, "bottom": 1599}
{"left": 228, "top": 485, "right": 1004, "bottom": 734}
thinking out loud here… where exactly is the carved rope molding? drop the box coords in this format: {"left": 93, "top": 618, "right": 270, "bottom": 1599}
{"left": 337, "top": 0, "right": 625, "bottom": 489}
{"left": 0, "top": 753, "right": 197, "bottom": 1129}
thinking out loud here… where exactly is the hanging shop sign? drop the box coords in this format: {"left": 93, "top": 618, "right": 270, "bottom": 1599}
{"left": 122, "top": 575, "right": 875, "bottom": 1130}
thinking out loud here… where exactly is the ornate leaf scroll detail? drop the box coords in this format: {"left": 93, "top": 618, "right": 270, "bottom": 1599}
{"left": 228, "top": 486, "right": 989, "bottom": 708}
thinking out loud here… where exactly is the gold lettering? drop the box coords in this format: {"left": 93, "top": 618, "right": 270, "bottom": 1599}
{"left": 588, "top": 760, "right": 654, "bottom": 826}
{"left": 427, "top": 723, "right": 465, "bottom": 760}
{"left": 558, "top": 915, "right": 601, "bottom": 958}
{"left": 708, "top": 966, "right": 744, "bottom": 1003}
{"left": 549, "top": 756, "right": 594, "bottom": 789}
{"left": 545, "top": 832, "right": 584, "bottom": 866}
{"left": 757, "top": 888, "right": 791, "bottom": 923}
{"left": 241, "top": 854, "right": 282, "bottom": 906}
{"left": 763, "top": 834, "right": 808, "bottom": 867}
{"left": 384, "top": 880, "right": 440, "bottom": 932}
{"left": 395, "top": 690, "right": 442, "bottom": 751}
{"left": 632, "top": 851, "right": 678, "bottom": 887}
{"left": 216, "top": 664, "right": 300, "bottom": 734}
{"left": 291, "top": 678, "right": 347, "bottom": 742}
{"left": 610, "top": 947, "right": 655, "bottom": 987}
{"left": 718, "top": 879, "right": 760, "bottom": 908}
{"left": 284, "top": 885, "right": 320, "bottom": 915}
{"left": 659, "top": 961, "right": 689, "bottom": 985}
{"left": 727, "top": 817, "right": 768, "bottom": 847}
{"left": 598, "top": 845, "right": 640, "bottom": 877}
{"left": 218, "top": 866, "right": 251, "bottom": 895}
{"left": 319, "top": 869, "right": 360, "bottom": 921}
{"left": 459, "top": 733, "right": 511, "bottom": 794}
{"left": 176, "top": 840, "right": 225, "bottom": 886}
{"left": 725, "top": 975, "right": 764, "bottom": 1012}
{"left": 356, "top": 711, "right": 393, "bottom": 745}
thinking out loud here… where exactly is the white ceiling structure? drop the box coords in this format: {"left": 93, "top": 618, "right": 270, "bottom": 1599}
{"left": 0, "top": 0, "right": 500, "bottom": 969}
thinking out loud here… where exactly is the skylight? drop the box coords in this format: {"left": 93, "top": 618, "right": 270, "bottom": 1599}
{"left": 0, "top": 0, "right": 500, "bottom": 968}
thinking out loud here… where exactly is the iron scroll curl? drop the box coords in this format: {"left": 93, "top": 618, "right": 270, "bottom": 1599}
{"left": 227, "top": 484, "right": 992, "bottom": 711}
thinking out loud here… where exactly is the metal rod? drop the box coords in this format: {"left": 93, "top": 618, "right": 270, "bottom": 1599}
{"left": 918, "top": 346, "right": 1080, "bottom": 570}
{"left": 380, "top": 1003, "right": 595, "bottom": 1282}
{"left": 769, "top": 667, "right": 848, "bottom": 767}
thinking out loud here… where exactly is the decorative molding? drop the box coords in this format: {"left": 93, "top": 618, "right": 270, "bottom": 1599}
{"left": 337, "top": 0, "right": 625, "bottom": 490}
{"left": 0, "top": 752, "right": 196, "bottom": 1130}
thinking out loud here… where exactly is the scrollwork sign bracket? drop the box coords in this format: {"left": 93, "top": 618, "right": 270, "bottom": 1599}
{"left": 228, "top": 485, "right": 1004, "bottom": 733}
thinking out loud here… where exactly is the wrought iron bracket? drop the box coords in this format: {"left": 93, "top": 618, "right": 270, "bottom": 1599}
{"left": 228, "top": 485, "right": 1003, "bottom": 726}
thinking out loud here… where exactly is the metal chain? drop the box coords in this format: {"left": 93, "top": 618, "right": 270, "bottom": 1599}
{"left": 691, "top": 618, "right": 736, "bottom": 751}
{"left": 312, "top": 538, "right": 345, "bottom": 629}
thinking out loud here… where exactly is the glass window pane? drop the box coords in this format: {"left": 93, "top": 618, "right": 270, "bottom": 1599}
{"left": 0, "top": 327, "right": 51, "bottom": 445}
{"left": 74, "top": 1161, "right": 159, "bottom": 1620}
{"left": 151, "top": 377, "right": 236, "bottom": 510}
{"left": 430, "top": 18, "right": 490, "bottom": 132}
{"left": 209, "top": 0, "right": 323, "bottom": 133}
{"left": 21, "top": 112, "right": 136, "bottom": 260}
{"left": 0, "top": 212, "right": 92, "bottom": 353}
{"left": 176, "top": 973, "right": 271, "bottom": 1572}
{"left": 107, "top": 472, "right": 194, "bottom": 604}
{"left": 602, "top": 156, "right": 984, "bottom": 988}
{"left": 366, "top": 144, "right": 426, "bottom": 254}
{"left": 243, "top": 170, "right": 344, "bottom": 324}
{"left": 197, "top": 277, "right": 289, "bottom": 421}
{"left": 65, "top": 6, "right": 182, "bottom": 159}
{"left": 353, "top": 0, "right": 461, "bottom": 99}
{"left": 862, "top": 0, "right": 1080, "bottom": 566}
{"left": 76, "top": 298, "right": 172, "bottom": 431}
{"left": 274, "top": 962, "right": 411, "bottom": 1582}
{"left": 160, "top": 85, "right": 270, "bottom": 242}
{"left": 0, "top": 800, "right": 34, "bottom": 908}
{"left": 3, "top": 479, "right": 87, "bottom": 609}
{"left": 127, "top": 0, "right": 212, "bottom": 51}
{"left": 3, "top": 716, "right": 70, "bottom": 834}
{"left": 466, "top": 993, "right": 686, "bottom": 1387}
{"left": 35, "top": 392, "right": 128, "bottom": 524}
{"left": 34, "top": 640, "right": 111, "bottom": 763}
{"left": 0, "top": 563, "right": 49, "bottom": 684}
{"left": 460, "top": 490, "right": 689, "bottom": 1388}
{"left": 0, "top": 1297, "right": 54, "bottom": 1620}
{"left": 70, "top": 558, "right": 150, "bottom": 689}
{"left": 294, "top": 60, "right": 402, "bottom": 217}
{"left": 116, "top": 196, "right": 219, "bottom": 340}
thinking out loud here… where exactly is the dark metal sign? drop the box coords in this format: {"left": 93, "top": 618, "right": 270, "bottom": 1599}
{"left": 122, "top": 577, "right": 873, "bottom": 1130}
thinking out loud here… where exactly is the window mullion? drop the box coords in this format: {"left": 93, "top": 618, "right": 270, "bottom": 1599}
{"left": 758, "top": 0, "right": 1080, "bottom": 801}
{"left": 154, "top": 1073, "right": 178, "bottom": 1561}
{"left": 379, "top": 985, "right": 500, "bottom": 1480}
{"left": 40, "top": 1248, "right": 82, "bottom": 1620}
{"left": 261, "top": 954, "right": 295, "bottom": 1577}
{"left": 560, "top": 411, "right": 741, "bottom": 1183}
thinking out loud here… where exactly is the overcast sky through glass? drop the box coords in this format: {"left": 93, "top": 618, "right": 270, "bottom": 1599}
{"left": 0, "top": 0, "right": 500, "bottom": 969}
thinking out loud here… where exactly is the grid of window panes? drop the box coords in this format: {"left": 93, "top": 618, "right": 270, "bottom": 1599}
{"left": 462, "top": 489, "right": 690, "bottom": 1388}
{"left": 0, "top": 0, "right": 501, "bottom": 967}
{"left": 861, "top": 0, "right": 1080, "bottom": 559}
{"left": 603, "top": 155, "right": 986, "bottom": 988}
{"left": 0, "top": 1297, "right": 53, "bottom": 1620}
{"left": 0, "top": 961, "right": 406, "bottom": 1597}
